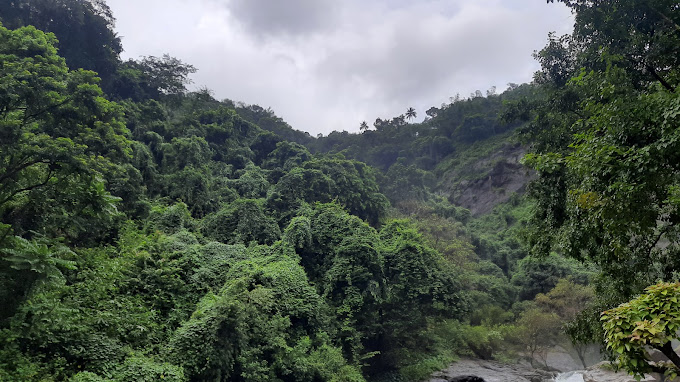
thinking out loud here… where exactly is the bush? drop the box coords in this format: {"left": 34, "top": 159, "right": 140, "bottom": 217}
{"left": 112, "top": 355, "right": 185, "bottom": 382}
{"left": 200, "top": 199, "right": 281, "bottom": 245}
{"left": 146, "top": 203, "right": 193, "bottom": 234}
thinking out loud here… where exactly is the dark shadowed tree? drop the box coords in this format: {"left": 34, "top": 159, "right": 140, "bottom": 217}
{"left": 0, "top": 0, "right": 122, "bottom": 91}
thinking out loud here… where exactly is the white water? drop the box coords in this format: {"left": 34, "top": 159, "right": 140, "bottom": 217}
{"left": 553, "top": 371, "right": 585, "bottom": 382}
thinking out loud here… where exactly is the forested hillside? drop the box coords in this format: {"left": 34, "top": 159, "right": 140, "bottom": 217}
{"left": 1, "top": 0, "right": 680, "bottom": 381}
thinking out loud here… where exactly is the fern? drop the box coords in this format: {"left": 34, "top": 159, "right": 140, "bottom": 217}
{"left": 3, "top": 235, "right": 76, "bottom": 284}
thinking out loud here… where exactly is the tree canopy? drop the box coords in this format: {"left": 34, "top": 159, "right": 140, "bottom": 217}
{"left": 504, "top": 1, "right": 680, "bottom": 376}
{"left": 0, "top": 23, "right": 131, "bottom": 243}
{"left": 0, "top": 0, "right": 122, "bottom": 91}
{"left": 517, "top": 0, "right": 680, "bottom": 299}
{"left": 0, "top": 17, "right": 483, "bottom": 382}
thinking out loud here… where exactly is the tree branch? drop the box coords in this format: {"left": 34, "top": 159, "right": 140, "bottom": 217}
{"left": 622, "top": 52, "right": 676, "bottom": 93}
{"left": 649, "top": 6, "right": 680, "bottom": 33}
{"left": 0, "top": 168, "right": 55, "bottom": 208}
{"left": 0, "top": 158, "right": 51, "bottom": 187}
{"left": 645, "top": 64, "right": 675, "bottom": 93}
{"left": 654, "top": 341, "right": 680, "bottom": 371}
{"left": 645, "top": 225, "right": 668, "bottom": 260}
{"left": 19, "top": 96, "right": 74, "bottom": 127}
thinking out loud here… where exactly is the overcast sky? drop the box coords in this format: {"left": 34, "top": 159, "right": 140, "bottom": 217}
{"left": 106, "top": 0, "right": 573, "bottom": 135}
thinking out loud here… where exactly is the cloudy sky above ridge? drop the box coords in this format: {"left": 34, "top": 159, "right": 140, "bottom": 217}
{"left": 106, "top": 0, "right": 574, "bottom": 135}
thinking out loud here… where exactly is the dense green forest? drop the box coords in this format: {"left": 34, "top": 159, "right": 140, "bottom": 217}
{"left": 1, "top": 0, "right": 680, "bottom": 381}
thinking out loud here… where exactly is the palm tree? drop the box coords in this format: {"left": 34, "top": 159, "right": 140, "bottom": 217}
{"left": 359, "top": 121, "right": 369, "bottom": 132}
{"left": 405, "top": 107, "right": 417, "bottom": 121}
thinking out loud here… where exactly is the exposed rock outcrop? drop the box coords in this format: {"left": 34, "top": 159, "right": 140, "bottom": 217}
{"left": 427, "top": 359, "right": 554, "bottom": 382}
{"left": 439, "top": 143, "right": 534, "bottom": 216}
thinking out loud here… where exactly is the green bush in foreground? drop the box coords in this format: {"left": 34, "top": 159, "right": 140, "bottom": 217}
{"left": 602, "top": 282, "right": 680, "bottom": 380}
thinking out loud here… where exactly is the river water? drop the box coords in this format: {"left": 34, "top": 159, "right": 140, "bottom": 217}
{"left": 553, "top": 371, "right": 585, "bottom": 382}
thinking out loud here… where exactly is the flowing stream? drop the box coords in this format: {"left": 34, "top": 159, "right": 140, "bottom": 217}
{"left": 553, "top": 371, "right": 585, "bottom": 382}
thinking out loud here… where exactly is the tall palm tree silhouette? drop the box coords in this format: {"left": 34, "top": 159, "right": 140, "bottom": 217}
{"left": 405, "top": 107, "right": 417, "bottom": 121}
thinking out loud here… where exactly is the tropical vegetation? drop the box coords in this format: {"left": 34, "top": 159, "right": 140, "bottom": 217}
{"left": 1, "top": 0, "right": 679, "bottom": 381}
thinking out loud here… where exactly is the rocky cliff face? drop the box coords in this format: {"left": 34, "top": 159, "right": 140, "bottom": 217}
{"left": 439, "top": 142, "right": 534, "bottom": 216}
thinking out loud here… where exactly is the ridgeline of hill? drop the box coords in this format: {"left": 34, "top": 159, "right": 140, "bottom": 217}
{"left": 2, "top": 1, "right": 680, "bottom": 381}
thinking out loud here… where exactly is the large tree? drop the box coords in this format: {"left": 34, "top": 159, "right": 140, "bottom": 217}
{"left": 547, "top": 0, "right": 680, "bottom": 92}
{"left": 0, "top": 23, "right": 131, "bottom": 318}
{"left": 518, "top": 0, "right": 680, "bottom": 300}
{"left": 0, "top": 23, "right": 131, "bottom": 239}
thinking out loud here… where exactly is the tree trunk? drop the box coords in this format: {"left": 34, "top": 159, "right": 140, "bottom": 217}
{"left": 574, "top": 344, "right": 587, "bottom": 368}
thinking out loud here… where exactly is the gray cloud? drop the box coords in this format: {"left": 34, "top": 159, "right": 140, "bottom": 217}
{"left": 309, "top": 1, "right": 573, "bottom": 123}
{"left": 106, "top": 0, "right": 573, "bottom": 135}
{"left": 225, "top": 0, "right": 338, "bottom": 39}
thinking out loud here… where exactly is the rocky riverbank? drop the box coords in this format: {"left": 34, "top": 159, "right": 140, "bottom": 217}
{"left": 427, "top": 360, "right": 670, "bottom": 382}
{"left": 427, "top": 359, "right": 554, "bottom": 382}
{"left": 578, "top": 362, "right": 665, "bottom": 382}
